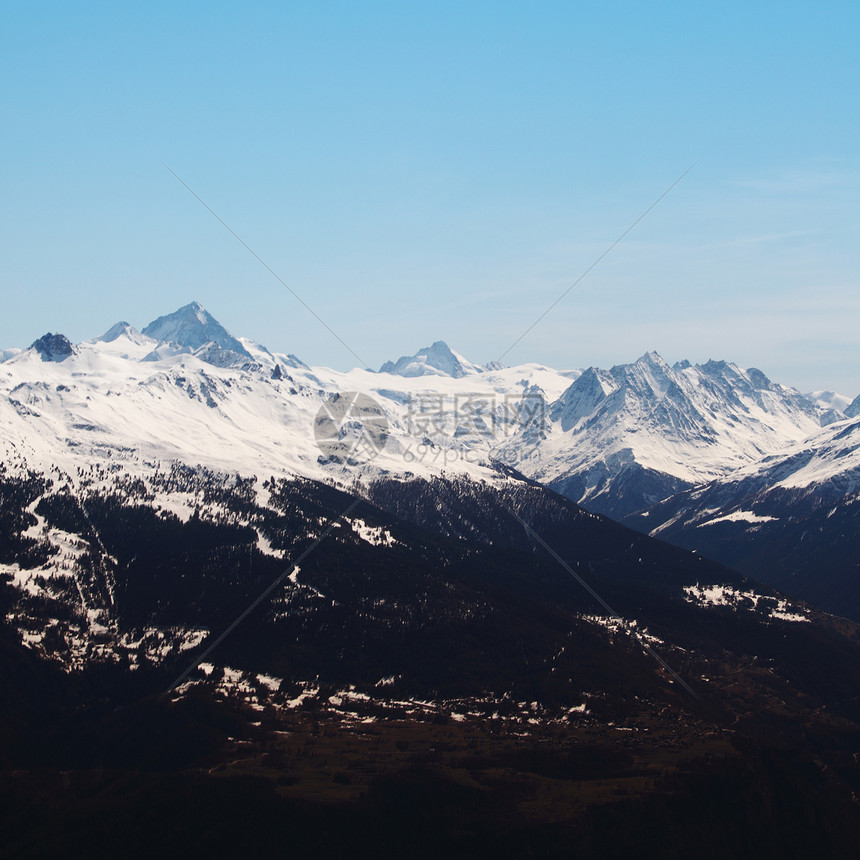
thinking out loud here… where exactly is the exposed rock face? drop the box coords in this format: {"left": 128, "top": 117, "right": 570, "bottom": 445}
{"left": 30, "top": 332, "right": 75, "bottom": 361}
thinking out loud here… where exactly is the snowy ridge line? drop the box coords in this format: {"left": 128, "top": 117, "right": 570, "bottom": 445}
{"left": 2, "top": 300, "right": 852, "bottom": 524}
{"left": 640, "top": 416, "right": 860, "bottom": 541}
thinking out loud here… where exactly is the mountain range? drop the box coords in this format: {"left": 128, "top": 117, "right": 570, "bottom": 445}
{"left": 2, "top": 300, "right": 857, "bottom": 612}
{"left": 3, "top": 301, "right": 848, "bottom": 496}
{"left": 497, "top": 351, "right": 828, "bottom": 518}
{"left": 3, "top": 301, "right": 860, "bottom": 855}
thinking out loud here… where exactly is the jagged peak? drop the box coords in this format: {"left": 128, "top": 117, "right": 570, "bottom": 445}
{"left": 141, "top": 302, "right": 250, "bottom": 358}
{"left": 30, "top": 332, "right": 76, "bottom": 362}
{"left": 745, "top": 367, "right": 772, "bottom": 390}
{"left": 553, "top": 365, "right": 619, "bottom": 430}
{"left": 379, "top": 340, "right": 483, "bottom": 379}
{"left": 699, "top": 359, "right": 773, "bottom": 390}
{"left": 608, "top": 351, "right": 670, "bottom": 376}
{"left": 636, "top": 350, "right": 674, "bottom": 373}
{"left": 96, "top": 321, "right": 150, "bottom": 345}
{"left": 700, "top": 358, "right": 733, "bottom": 375}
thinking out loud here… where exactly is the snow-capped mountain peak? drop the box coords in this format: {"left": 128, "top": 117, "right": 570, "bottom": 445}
{"left": 141, "top": 301, "right": 250, "bottom": 358}
{"left": 85, "top": 322, "right": 157, "bottom": 360}
{"left": 612, "top": 350, "right": 677, "bottom": 399}
{"left": 550, "top": 366, "right": 619, "bottom": 431}
{"left": 29, "top": 332, "right": 76, "bottom": 362}
{"left": 379, "top": 340, "right": 487, "bottom": 378}
{"left": 639, "top": 349, "right": 669, "bottom": 368}
{"left": 96, "top": 321, "right": 150, "bottom": 345}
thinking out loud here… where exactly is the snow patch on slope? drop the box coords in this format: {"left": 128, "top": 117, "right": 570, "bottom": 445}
{"left": 683, "top": 584, "right": 809, "bottom": 623}
{"left": 349, "top": 518, "right": 399, "bottom": 547}
{"left": 698, "top": 510, "right": 778, "bottom": 527}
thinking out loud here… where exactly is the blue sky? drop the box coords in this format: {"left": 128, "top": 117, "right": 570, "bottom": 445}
{"left": 2, "top": 1, "right": 858, "bottom": 393}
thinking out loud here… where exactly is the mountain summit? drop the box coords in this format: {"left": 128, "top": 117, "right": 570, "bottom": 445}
{"left": 142, "top": 301, "right": 250, "bottom": 357}
{"left": 96, "top": 321, "right": 150, "bottom": 345}
{"left": 379, "top": 341, "right": 488, "bottom": 378}
{"left": 30, "top": 332, "right": 76, "bottom": 362}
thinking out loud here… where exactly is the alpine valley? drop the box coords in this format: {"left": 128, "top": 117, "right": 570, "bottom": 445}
{"left": 2, "top": 301, "right": 860, "bottom": 858}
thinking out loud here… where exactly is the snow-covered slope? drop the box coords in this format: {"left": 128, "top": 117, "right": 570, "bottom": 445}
{"left": 495, "top": 351, "right": 826, "bottom": 518}
{"left": 805, "top": 389, "right": 852, "bottom": 413}
{"left": 642, "top": 416, "right": 860, "bottom": 522}
{"left": 804, "top": 390, "right": 851, "bottom": 426}
{"left": 627, "top": 416, "right": 860, "bottom": 619}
